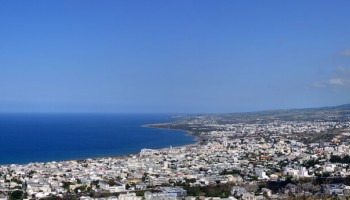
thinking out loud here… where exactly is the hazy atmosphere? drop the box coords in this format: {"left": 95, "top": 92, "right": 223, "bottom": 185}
{"left": 1, "top": 1, "right": 350, "bottom": 113}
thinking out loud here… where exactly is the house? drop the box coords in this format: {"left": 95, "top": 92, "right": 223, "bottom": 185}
{"left": 242, "top": 193, "right": 256, "bottom": 200}
{"left": 323, "top": 184, "right": 346, "bottom": 196}
{"left": 118, "top": 193, "right": 142, "bottom": 200}
{"left": 108, "top": 185, "right": 125, "bottom": 193}
{"left": 231, "top": 186, "right": 247, "bottom": 197}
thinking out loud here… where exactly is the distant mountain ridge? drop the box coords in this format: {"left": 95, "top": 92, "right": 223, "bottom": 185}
{"left": 230, "top": 103, "right": 350, "bottom": 115}
{"left": 176, "top": 103, "right": 350, "bottom": 123}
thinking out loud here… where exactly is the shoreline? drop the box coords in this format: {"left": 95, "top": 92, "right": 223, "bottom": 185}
{"left": 142, "top": 123, "right": 201, "bottom": 146}
{"left": 0, "top": 120, "right": 198, "bottom": 167}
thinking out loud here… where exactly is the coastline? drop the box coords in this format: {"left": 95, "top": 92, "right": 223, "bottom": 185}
{"left": 142, "top": 123, "right": 201, "bottom": 146}
{"left": 0, "top": 119, "right": 198, "bottom": 166}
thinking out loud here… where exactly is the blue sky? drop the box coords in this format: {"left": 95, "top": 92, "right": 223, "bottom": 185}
{"left": 0, "top": 1, "right": 350, "bottom": 113}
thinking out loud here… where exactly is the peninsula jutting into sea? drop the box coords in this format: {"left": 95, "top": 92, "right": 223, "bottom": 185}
{"left": 1, "top": 104, "right": 350, "bottom": 199}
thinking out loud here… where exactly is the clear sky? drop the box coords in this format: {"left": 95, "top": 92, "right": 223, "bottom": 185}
{"left": 0, "top": 1, "right": 350, "bottom": 113}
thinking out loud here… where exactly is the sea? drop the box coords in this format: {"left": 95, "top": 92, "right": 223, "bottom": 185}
{"left": 0, "top": 113, "right": 195, "bottom": 165}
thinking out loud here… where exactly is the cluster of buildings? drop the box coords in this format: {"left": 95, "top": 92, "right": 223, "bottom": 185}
{"left": 201, "top": 121, "right": 339, "bottom": 137}
{"left": 1, "top": 113, "right": 350, "bottom": 199}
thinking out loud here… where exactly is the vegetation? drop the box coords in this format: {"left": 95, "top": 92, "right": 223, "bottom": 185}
{"left": 303, "top": 159, "right": 320, "bottom": 168}
{"left": 219, "top": 169, "right": 241, "bottom": 175}
{"left": 9, "top": 190, "right": 23, "bottom": 200}
{"left": 62, "top": 181, "right": 72, "bottom": 190}
{"left": 329, "top": 155, "right": 350, "bottom": 163}
{"left": 107, "top": 179, "right": 117, "bottom": 186}
{"left": 184, "top": 183, "right": 234, "bottom": 197}
{"left": 74, "top": 185, "right": 88, "bottom": 193}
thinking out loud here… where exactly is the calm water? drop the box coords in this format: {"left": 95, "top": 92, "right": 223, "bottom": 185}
{"left": 0, "top": 113, "right": 194, "bottom": 165}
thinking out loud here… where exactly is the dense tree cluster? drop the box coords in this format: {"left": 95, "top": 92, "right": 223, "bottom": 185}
{"left": 330, "top": 155, "right": 350, "bottom": 163}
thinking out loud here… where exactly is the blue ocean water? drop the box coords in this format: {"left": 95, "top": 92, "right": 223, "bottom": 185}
{"left": 0, "top": 113, "right": 194, "bottom": 165}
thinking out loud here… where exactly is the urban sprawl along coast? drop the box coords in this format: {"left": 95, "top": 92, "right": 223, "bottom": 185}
{"left": 1, "top": 105, "right": 350, "bottom": 200}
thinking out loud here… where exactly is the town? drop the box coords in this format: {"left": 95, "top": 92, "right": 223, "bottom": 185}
{"left": 1, "top": 104, "right": 350, "bottom": 200}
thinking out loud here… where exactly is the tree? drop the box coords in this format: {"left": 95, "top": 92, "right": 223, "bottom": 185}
{"left": 330, "top": 155, "right": 342, "bottom": 163}
{"left": 74, "top": 186, "right": 87, "bottom": 194}
{"left": 142, "top": 173, "right": 148, "bottom": 182}
{"left": 107, "top": 179, "right": 116, "bottom": 186}
{"left": 62, "top": 182, "right": 72, "bottom": 191}
{"left": 10, "top": 190, "right": 23, "bottom": 200}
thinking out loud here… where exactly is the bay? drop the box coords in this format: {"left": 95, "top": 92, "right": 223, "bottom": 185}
{"left": 0, "top": 113, "right": 194, "bottom": 165}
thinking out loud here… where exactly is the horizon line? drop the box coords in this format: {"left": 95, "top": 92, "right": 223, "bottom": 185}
{"left": 0, "top": 102, "right": 348, "bottom": 115}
